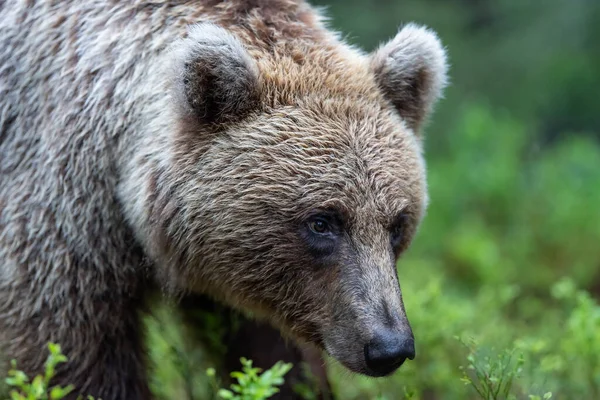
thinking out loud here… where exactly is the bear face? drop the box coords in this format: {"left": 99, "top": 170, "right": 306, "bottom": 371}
{"left": 122, "top": 21, "right": 447, "bottom": 377}
{"left": 181, "top": 101, "right": 427, "bottom": 377}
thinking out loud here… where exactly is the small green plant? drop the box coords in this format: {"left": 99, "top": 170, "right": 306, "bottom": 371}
{"left": 458, "top": 337, "right": 553, "bottom": 400}
{"left": 209, "top": 357, "right": 292, "bottom": 400}
{"left": 459, "top": 337, "right": 524, "bottom": 400}
{"left": 4, "top": 343, "right": 95, "bottom": 400}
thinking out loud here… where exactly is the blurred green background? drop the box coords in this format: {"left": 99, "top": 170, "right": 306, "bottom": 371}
{"left": 148, "top": 1, "right": 600, "bottom": 399}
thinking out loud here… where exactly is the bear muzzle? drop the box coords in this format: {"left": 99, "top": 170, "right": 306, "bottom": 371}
{"left": 364, "top": 328, "right": 415, "bottom": 377}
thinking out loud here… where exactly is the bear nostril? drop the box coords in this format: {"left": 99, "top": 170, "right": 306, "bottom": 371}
{"left": 364, "top": 330, "right": 415, "bottom": 377}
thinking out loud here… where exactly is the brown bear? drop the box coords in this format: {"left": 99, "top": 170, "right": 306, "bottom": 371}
{"left": 0, "top": 1, "right": 448, "bottom": 399}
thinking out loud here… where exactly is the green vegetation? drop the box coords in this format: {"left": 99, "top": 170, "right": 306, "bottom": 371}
{"left": 209, "top": 358, "right": 292, "bottom": 400}
{"left": 3, "top": 343, "right": 93, "bottom": 400}
{"left": 4, "top": 345, "right": 291, "bottom": 400}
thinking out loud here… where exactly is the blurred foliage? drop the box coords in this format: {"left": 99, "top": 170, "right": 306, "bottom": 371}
{"left": 146, "top": 0, "right": 600, "bottom": 399}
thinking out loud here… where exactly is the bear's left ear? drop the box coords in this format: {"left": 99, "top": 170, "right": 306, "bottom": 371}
{"left": 370, "top": 24, "right": 448, "bottom": 134}
{"left": 171, "top": 23, "right": 261, "bottom": 125}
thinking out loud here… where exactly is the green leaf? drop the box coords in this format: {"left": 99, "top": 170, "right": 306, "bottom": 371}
{"left": 50, "top": 385, "right": 75, "bottom": 399}
{"left": 9, "top": 390, "right": 26, "bottom": 400}
{"left": 31, "top": 375, "right": 46, "bottom": 397}
{"left": 48, "top": 343, "right": 61, "bottom": 356}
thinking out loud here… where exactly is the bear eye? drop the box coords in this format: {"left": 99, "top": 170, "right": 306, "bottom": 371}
{"left": 308, "top": 218, "right": 331, "bottom": 235}
{"left": 391, "top": 225, "right": 403, "bottom": 247}
{"left": 390, "top": 213, "right": 408, "bottom": 248}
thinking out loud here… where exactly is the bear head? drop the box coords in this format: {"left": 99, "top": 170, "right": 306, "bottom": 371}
{"left": 127, "top": 21, "right": 447, "bottom": 377}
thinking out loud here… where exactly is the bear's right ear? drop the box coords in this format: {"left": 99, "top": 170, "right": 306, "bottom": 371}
{"left": 370, "top": 24, "right": 448, "bottom": 135}
{"left": 171, "top": 23, "right": 261, "bottom": 124}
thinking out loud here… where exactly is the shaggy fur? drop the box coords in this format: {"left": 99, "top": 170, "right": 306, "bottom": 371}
{"left": 0, "top": 1, "right": 448, "bottom": 399}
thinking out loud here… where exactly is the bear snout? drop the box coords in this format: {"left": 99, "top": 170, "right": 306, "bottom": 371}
{"left": 364, "top": 328, "right": 415, "bottom": 377}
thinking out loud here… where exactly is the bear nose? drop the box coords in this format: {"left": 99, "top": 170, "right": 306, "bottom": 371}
{"left": 364, "top": 329, "right": 415, "bottom": 376}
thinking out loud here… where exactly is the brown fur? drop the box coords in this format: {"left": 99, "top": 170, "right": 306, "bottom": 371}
{"left": 0, "top": 1, "right": 447, "bottom": 398}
